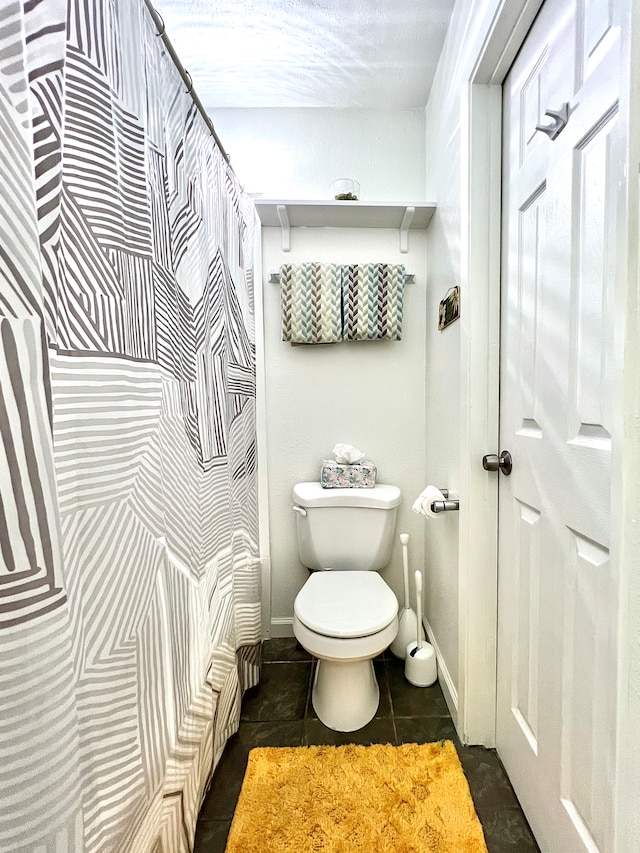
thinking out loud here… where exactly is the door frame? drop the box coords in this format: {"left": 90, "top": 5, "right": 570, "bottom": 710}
{"left": 457, "top": 0, "right": 544, "bottom": 747}
{"left": 459, "top": 1, "right": 640, "bottom": 847}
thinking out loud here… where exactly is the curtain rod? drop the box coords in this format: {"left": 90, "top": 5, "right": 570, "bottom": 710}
{"left": 141, "top": 0, "right": 233, "bottom": 170}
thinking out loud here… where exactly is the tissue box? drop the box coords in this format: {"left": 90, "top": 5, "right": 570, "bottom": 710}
{"left": 320, "top": 459, "right": 377, "bottom": 489}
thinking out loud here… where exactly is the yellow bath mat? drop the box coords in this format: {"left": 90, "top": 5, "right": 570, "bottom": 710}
{"left": 225, "top": 740, "right": 488, "bottom": 852}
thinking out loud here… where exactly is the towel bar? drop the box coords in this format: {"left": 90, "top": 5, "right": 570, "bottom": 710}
{"left": 269, "top": 270, "right": 414, "bottom": 283}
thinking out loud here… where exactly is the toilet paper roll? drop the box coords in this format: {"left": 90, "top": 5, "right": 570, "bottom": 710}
{"left": 412, "top": 485, "right": 446, "bottom": 519}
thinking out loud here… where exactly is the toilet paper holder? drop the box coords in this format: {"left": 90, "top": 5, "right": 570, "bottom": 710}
{"left": 431, "top": 489, "right": 459, "bottom": 513}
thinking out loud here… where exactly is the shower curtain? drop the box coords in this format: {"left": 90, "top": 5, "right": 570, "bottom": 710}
{"left": 0, "top": 0, "right": 260, "bottom": 850}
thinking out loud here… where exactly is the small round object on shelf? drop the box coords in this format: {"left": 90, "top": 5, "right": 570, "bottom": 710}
{"left": 331, "top": 178, "right": 360, "bottom": 200}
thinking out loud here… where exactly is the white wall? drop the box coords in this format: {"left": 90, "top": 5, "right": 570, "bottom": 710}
{"left": 423, "top": 0, "right": 640, "bottom": 756}
{"left": 261, "top": 225, "right": 428, "bottom": 635}
{"left": 420, "top": 0, "right": 539, "bottom": 734}
{"left": 210, "top": 108, "right": 426, "bottom": 201}
{"left": 422, "top": 211, "right": 461, "bottom": 692}
{"left": 419, "top": 0, "right": 488, "bottom": 718}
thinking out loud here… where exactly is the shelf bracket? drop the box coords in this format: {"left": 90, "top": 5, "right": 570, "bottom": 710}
{"left": 399, "top": 206, "right": 415, "bottom": 253}
{"left": 276, "top": 204, "right": 290, "bottom": 252}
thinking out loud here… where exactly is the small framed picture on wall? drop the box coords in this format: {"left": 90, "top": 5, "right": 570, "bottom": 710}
{"left": 438, "top": 286, "right": 460, "bottom": 331}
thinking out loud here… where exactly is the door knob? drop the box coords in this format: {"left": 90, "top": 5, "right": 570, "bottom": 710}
{"left": 482, "top": 450, "right": 513, "bottom": 475}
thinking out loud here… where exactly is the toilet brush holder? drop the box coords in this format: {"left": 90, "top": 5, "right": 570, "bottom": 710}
{"left": 405, "top": 640, "right": 437, "bottom": 687}
{"left": 404, "top": 569, "right": 437, "bottom": 687}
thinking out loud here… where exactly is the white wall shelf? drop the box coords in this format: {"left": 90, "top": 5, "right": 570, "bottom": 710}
{"left": 254, "top": 200, "right": 436, "bottom": 253}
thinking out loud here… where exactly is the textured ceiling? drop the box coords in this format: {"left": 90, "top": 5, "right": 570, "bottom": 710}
{"left": 155, "top": 0, "right": 456, "bottom": 109}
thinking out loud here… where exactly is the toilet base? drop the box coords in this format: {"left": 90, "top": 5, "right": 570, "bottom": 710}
{"left": 293, "top": 613, "right": 397, "bottom": 733}
{"left": 312, "top": 658, "right": 379, "bottom": 732}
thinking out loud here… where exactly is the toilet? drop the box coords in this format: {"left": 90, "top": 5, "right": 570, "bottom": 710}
{"left": 291, "top": 482, "right": 401, "bottom": 732}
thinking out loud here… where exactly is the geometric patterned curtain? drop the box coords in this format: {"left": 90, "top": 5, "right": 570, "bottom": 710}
{"left": 0, "top": 0, "right": 260, "bottom": 849}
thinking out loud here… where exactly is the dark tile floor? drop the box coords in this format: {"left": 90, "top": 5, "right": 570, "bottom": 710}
{"left": 194, "top": 639, "right": 540, "bottom": 853}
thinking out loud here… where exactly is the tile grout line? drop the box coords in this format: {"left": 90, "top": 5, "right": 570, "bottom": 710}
{"left": 383, "top": 658, "right": 399, "bottom": 744}
{"left": 302, "top": 661, "right": 315, "bottom": 744}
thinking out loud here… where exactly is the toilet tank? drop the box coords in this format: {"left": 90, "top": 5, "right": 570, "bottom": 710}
{"left": 292, "top": 482, "right": 401, "bottom": 571}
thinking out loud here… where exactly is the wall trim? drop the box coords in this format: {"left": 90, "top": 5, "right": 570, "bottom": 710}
{"left": 457, "top": 0, "right": 544, "bottom": 747}
{"left": 472, "top": 0, "right": 544, "bottom": 84}
{"left": 457, "top": 81, "right": 502, "bottom": 747}
{"left": 270, "top": 617, "right": 294, "bottom": 638}
{"left": 613, "top": 5, "right": 640, "bottom": 849}
{"left": 425, "top": 617, "right": 458, "bottom": 728}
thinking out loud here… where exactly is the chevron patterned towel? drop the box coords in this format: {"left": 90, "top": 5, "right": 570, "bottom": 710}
{"left": 280, "top": 263, "right": 343, "bottom": 344}
{"left": 342, "top": 263, "right": 405, "bottom": 341}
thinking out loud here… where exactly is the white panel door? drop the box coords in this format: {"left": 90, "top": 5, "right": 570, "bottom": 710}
{"left": 498, "top": 1, "right": 623, "bottom": 851}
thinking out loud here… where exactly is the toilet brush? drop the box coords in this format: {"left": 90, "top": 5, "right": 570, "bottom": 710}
{"left": 404, "top": 570, "right": 437, "bottom": 687}
{"left": 390, "top": 533, "right": 425, "bottom": 658}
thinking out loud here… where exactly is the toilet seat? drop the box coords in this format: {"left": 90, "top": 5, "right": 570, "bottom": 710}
{"left": 294, "top": 571, "right": 398, "bottom": 638}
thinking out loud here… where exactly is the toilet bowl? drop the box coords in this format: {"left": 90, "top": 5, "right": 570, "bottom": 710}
{"left": 291, "top": 481, "right": 402, "bottom": 732}
{"left": 293, "top": 570, "right": 398, "bottom": 731}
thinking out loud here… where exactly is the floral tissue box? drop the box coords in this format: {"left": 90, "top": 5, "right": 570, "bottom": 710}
{"left": 320, "top": 459, "right": 377, "bottom": 489}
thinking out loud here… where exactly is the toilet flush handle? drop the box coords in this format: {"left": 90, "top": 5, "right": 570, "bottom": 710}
{"left": 292, "top": 505, "right": 307, "bottom": 517}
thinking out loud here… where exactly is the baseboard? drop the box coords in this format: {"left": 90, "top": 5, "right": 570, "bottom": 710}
{"left": 424, "top": 617, "right": 459, "bottom": 730}
{"left": 269, "top": 617, "right": 294, "bottom": 638}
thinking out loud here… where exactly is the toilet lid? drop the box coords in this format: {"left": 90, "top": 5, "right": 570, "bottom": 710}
{"left": 294, "top": 572, "right": 398, "bottom": 639}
